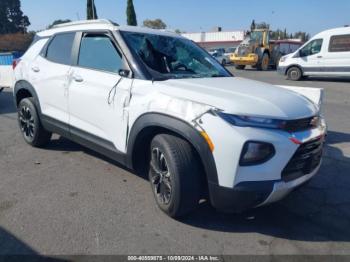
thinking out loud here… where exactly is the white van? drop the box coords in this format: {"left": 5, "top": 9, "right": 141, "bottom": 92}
{"left": 278, "top": 26, "right": 350, "bottom": 80}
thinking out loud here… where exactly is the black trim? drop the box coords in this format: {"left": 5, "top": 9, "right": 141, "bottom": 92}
{"left": 40, "top": 115, "right": 128, "bottom": 166}
{"left": 303, "top": 66, "right": 350, "bottom": 73}
{"left": 208, "top": 181, "right": 275, "bottom": 212}
{"left": 239, "top": 141, "right": 275, "bottom": 166}
{"left": 127, "top": 113, "right": 218, "bottom": 184}
{"left": 13, "top": 81, "right": 41, "bottom": 112}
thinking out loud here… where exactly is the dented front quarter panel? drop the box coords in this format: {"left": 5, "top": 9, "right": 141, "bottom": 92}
{"left": 127, "top": 79, "right": 215, "bottom": 134}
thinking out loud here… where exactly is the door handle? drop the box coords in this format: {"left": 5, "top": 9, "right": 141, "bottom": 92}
{"left": 72, "top": 74, "right": 83, "bottom": 82}
{"left": 31, "top": 66, "right": 40, "bottom": 72}
{"left": 317, "top": 56, "right": 323, "bottom": 58}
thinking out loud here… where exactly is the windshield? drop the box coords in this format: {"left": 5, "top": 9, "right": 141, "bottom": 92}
{"left": 121, "top": 31, "right": 231, "bottom": 80}
{"left": 250, "top": 31, "right": 263, "bottom": 44}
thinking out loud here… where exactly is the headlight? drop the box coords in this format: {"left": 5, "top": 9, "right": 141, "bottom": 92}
{"left": 240, "top": 142, "right": 275, "bottom": 166}
{"left": 217, "top": 112, "right": 287, "bottom": 129}
{"left": 280, "top": 56, "right": 287, "bottom": 63}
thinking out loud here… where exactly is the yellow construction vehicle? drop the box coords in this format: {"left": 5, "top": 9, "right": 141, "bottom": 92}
{"left": 230, "top": 29, "right": 271, "bottom": 71}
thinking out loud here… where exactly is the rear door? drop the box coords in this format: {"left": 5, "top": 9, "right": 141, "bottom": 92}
{"left": 30, "top": 32, "right": 76, "bottom": 125}
{"left": 68, "top": 32, "right": 133, "bottom": 152}
{"left": 322, "top": 34, "right": 350, "bottom": 76}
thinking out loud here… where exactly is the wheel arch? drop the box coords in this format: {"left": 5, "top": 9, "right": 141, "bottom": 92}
{"left": 14, "top": 80, "right": 41, "bottom": 113}
{"left": 126, "top": 113, "right": 218, "bottom": 185}
{"left": 285, "top": 64, "right": 304, "bottom": 76}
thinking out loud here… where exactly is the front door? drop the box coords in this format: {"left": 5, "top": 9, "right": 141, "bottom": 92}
{"left": 68, "top": 32, "right": 133, "bottom": 153}
{"left": 298, "top": 38, "right": 324, "bottom": 75}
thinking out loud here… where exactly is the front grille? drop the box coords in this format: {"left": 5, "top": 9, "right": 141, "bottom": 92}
{"left": 283, "top": 117, "right": 315, "bottom": 132}
{"left": 282, "top": 137, "right": 324, "bottom": 182}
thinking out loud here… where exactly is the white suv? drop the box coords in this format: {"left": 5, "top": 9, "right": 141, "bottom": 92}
{"left": 13, "top": 20, "right": 327, "bottom": 218}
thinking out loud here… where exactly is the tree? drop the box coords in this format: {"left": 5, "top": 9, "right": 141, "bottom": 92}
{"left": 0, "top": 0, "right": 30, "bottom": 34}
{"left": 294, "top": 31, "right": 310, "bottom": 42}
{"left": 250, "top": 20, "right": 256, "bottom": 31}
{"left": 87, "top": 0, "right": 98, "bottom": 20}
{"left": 126, "top": 0, "right": 137, "bottom": 26}
{"left": 48, "top": 19, "right": 72, "bottom": 29}
{"left": 143, "top": 19, "right": 167, "bottom": 29}
{"left": 175, "top": 29, "right": 182, "bottom": 34}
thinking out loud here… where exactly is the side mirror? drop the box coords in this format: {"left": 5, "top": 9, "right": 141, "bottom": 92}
{"left": 119, "top": 69, "right": 130, "bottom": 78}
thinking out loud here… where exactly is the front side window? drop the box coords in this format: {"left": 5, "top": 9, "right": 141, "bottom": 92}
{"left": 329, "top": 34, "right": 350, "bottom": 52}
{"left": 46, "top": 33, "right": 75, "bottom": 65}
{"left": 299, "top": 39, "right": 323, "bottom": 57}
{"left": 78, "top": 34, "right": 122, "bottom": 73}
{"left": 121, "top": 31, "right": 231, "bottom": 80}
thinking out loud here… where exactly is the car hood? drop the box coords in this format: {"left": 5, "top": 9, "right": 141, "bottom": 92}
{"left": 156, "top": 77, "right": 318, "bottom": 120}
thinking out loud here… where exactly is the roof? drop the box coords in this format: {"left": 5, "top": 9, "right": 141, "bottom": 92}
{"left": 313, "top": 26, "right": 350, "bottom": 38}
{"left": 37, "top": 19, "right": 182, "bottom": 39}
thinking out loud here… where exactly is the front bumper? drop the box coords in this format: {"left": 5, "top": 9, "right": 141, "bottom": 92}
{"left": 231, "top": 55, "right": 259, "bottom": 66}
{"left": 209, "top": 163, "right": 321, "bottom": 212}
{"left": 277, "top": 65, "right": 287, "bottom": 75}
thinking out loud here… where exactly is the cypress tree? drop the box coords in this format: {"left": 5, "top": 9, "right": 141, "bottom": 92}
{"left": 87, "top": 0, "right": 98, "bottom": 20}
{"left": 126, "top": 0, "right": 137, "bottom": 26}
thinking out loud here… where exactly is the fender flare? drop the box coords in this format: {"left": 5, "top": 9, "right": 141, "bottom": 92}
{"left": 13, "top": 80, "right": 42, "bottom": 113}
{"left": 126, "top": 113, "right": 218, "bottom": 184}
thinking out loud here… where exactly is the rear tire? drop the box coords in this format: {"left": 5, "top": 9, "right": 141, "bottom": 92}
{"left": 17, "top": 98, "right": 52, "bottom": 147}
{"left": 235, "top": 65, "right": 245, "bottom": 70}
{"left": 287, "top": 66, "right": 303, "bottom": 81}
{"left": 148, "top": 134, "right": 201, "bottom": 218}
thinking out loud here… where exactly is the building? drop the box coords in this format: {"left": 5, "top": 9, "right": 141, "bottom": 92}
{"left": 182, "top": 30, "right": 245, "bottom": 50}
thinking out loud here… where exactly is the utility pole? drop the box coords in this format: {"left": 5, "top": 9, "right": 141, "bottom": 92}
{"left": 92, "top": 0, "right": 95, "bottom": 19}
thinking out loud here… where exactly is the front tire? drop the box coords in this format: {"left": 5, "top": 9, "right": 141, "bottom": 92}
{"left": 148, "top": 134, "right": 201, "bottom": 218}
{"left": 18, "top": 98, "right": 52, "bottom": 147}
{"left": 221, "top": 59, "right": 226, "bottom": 66}
{"left": 287, "top": 66, "right": 303, "bottom": 81}
{"left": 257, "top": 53, "right": 270, "bottom": 71}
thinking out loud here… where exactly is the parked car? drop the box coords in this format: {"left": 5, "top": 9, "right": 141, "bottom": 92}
{"left": 278, "top": 26, "right": 350, "bottom": 80}
{"left": 0, "top": 52, "right": 19, "bottom": 92}
{"left": 212, "top": 52, "right": 228, "bottom": 65}
{"left": 208, "top": 48, "right": 225, "bottom": 56}
{"left": 13, "top": 20, "right": 326, "bottom": 218}
{"left": 224, "top": 47, "right": 237, "bottom": 63}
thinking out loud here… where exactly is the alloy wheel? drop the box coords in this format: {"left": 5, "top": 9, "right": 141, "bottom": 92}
{"left": 19, "top": 106, "right": 35, "bottom": 139}
{"left": 150, "top": 148, "right": 172, "bottom": 205}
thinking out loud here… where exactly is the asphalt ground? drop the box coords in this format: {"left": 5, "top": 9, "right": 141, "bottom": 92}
{"left": 0, "top": 68, "right": 349, "bottom": 256}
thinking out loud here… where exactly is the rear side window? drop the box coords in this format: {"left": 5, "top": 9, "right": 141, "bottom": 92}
{"left": 329, "top": 34, "right": 350, "bottom": 52}
{"left": 46, "top": 33, "right": 75, "bottom": 65}
{"left": 78, "top": 34, "right": 122, "bottom": 73}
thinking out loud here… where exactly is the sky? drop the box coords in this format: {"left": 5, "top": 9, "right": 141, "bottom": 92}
{"left": 21, "top": 0, "right": 350, "bottom": 36}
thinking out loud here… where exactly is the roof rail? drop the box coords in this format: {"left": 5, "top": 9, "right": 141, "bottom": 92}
{"left": 52, "top": 19, "right": 119, "bottom": 29}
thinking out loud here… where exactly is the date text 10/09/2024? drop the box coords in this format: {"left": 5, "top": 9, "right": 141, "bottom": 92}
{"left": 127, "top": 256, "right": 221, "bottom": 261}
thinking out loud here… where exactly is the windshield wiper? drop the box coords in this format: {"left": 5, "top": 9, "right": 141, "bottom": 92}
{"left": 210, "top": 74, "right": 226, "bottom": 78}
